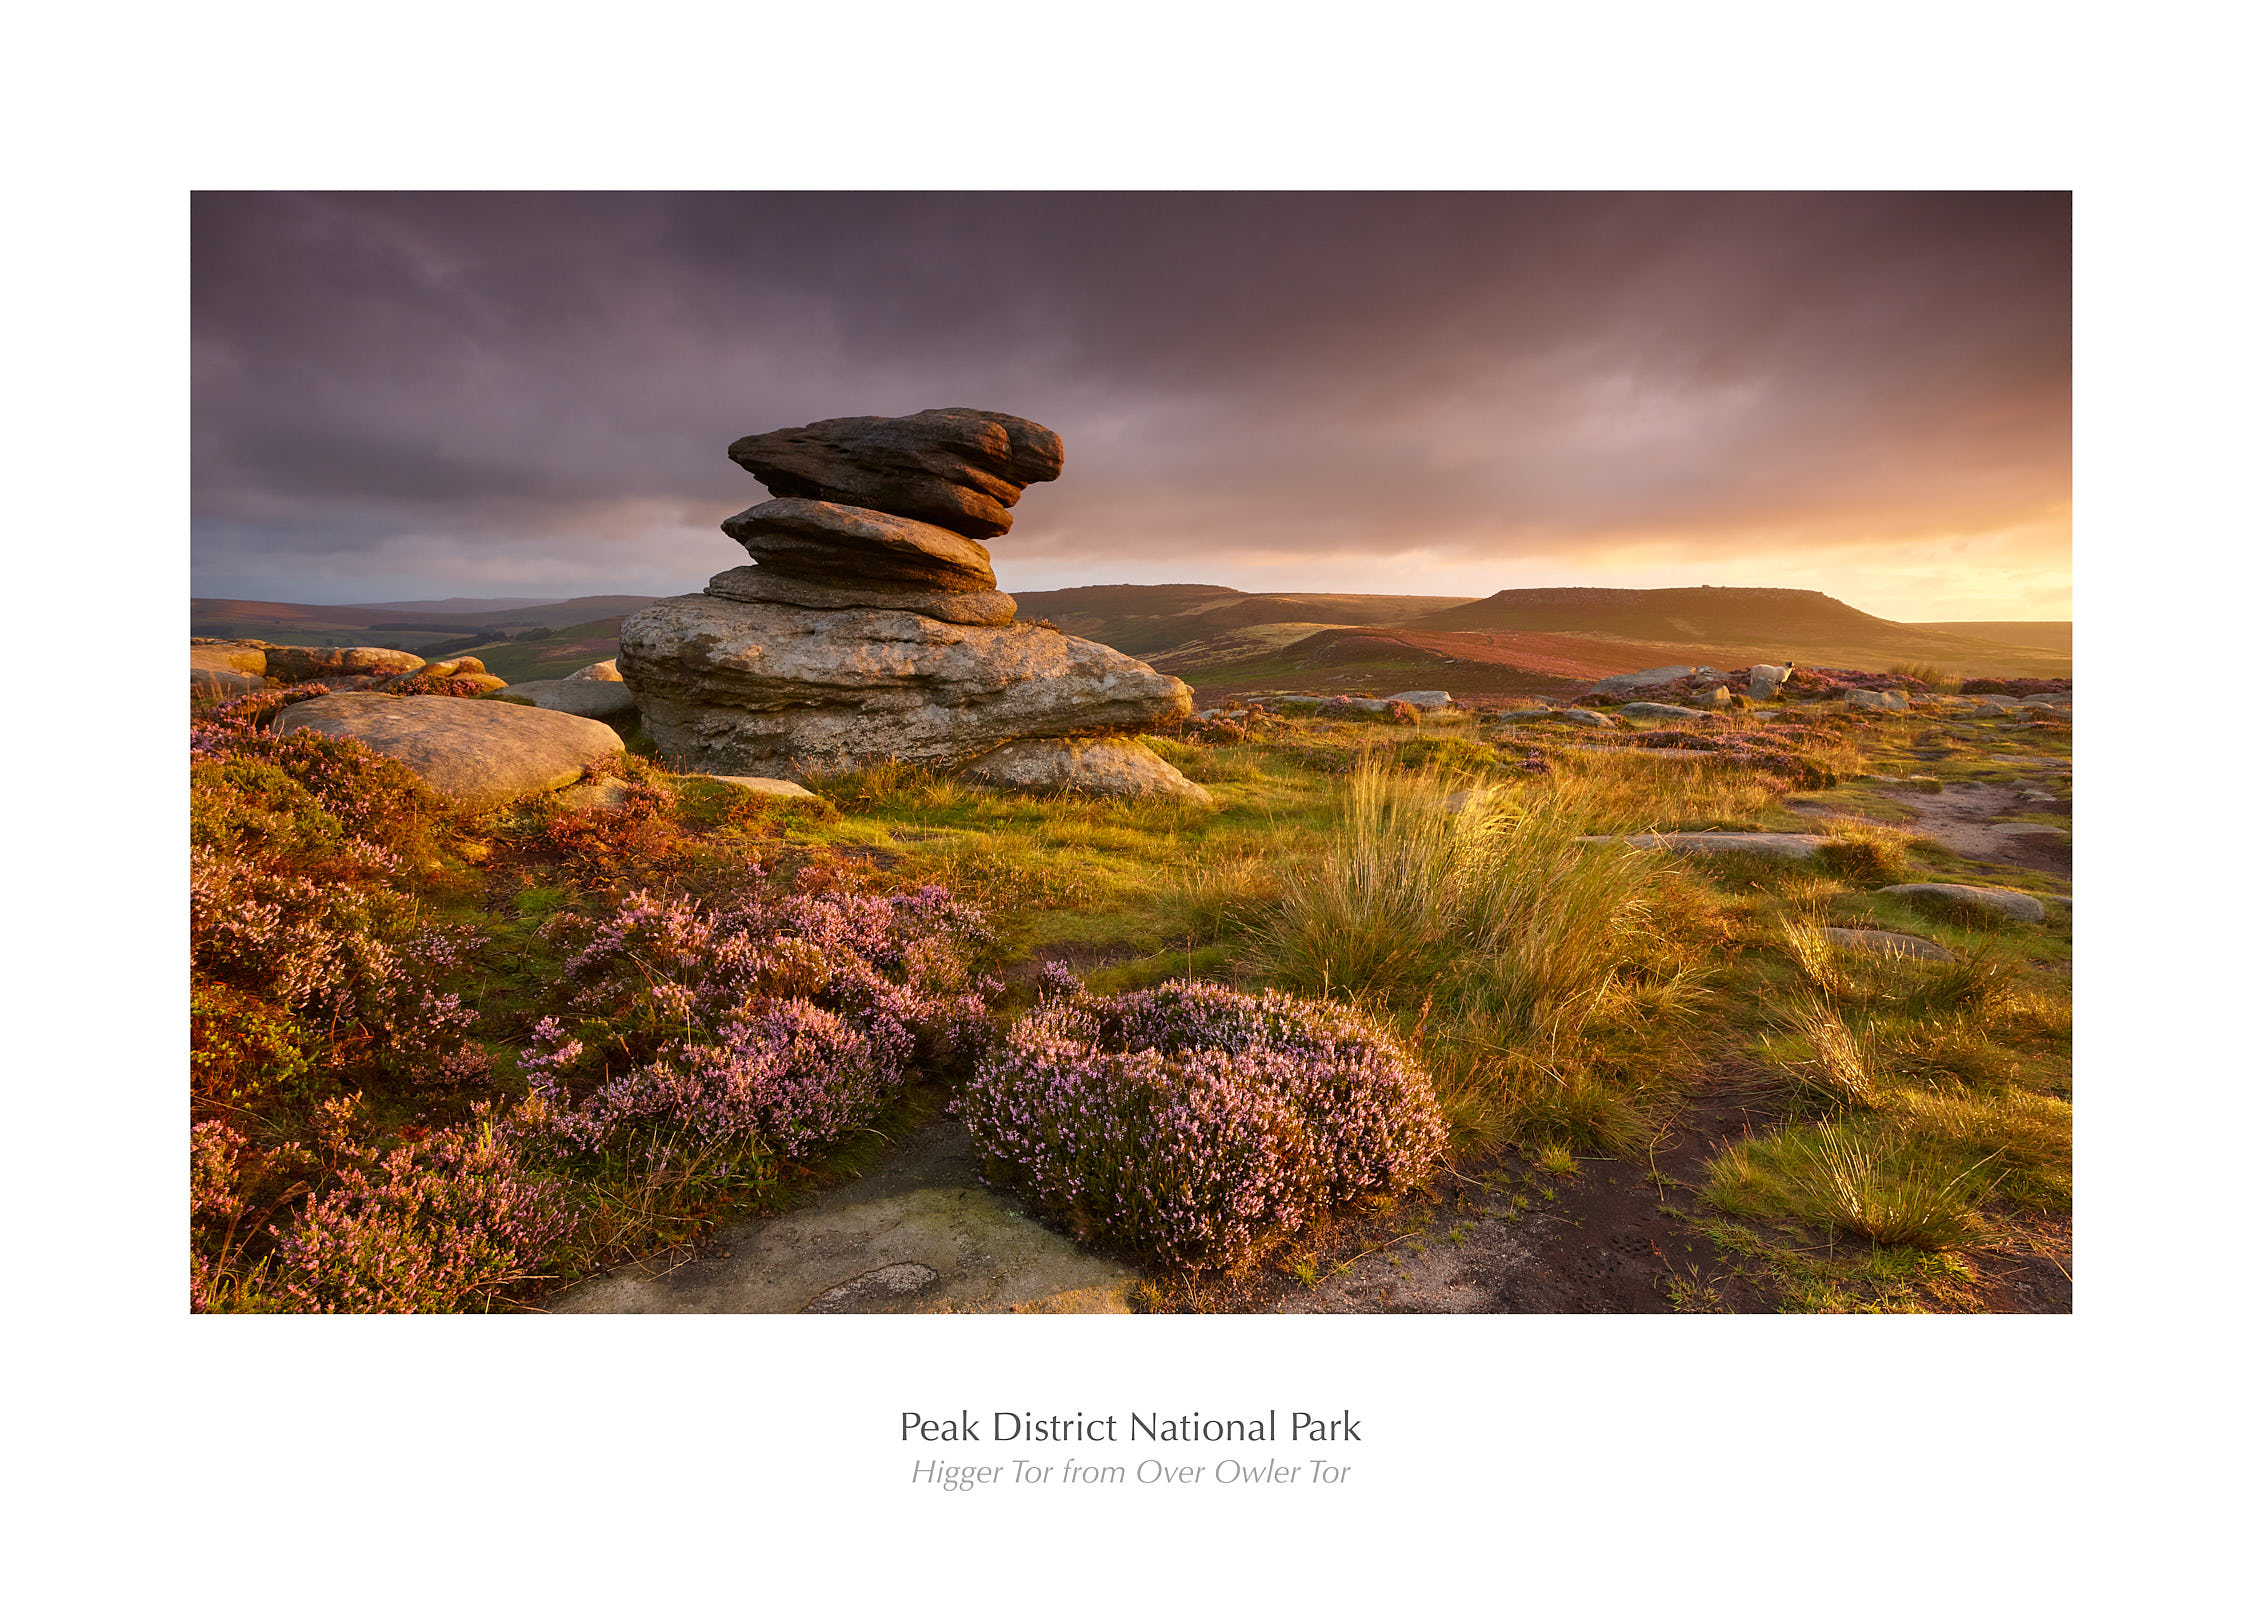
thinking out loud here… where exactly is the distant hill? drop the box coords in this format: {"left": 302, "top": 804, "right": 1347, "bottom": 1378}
{"left": 1917, "top": 620, "right": 2073, "bottom": 651}
{"left": 1012, "top": 585, "right": 1476, "bottom": 657}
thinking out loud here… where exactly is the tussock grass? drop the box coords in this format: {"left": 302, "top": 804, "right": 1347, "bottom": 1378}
{"left": 1705, "top": 1121, "right": 1997, "bottom": 1249}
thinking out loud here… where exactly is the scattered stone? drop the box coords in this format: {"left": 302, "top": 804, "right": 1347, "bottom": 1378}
{"left": 1878, "top": 882, "right": 2045, "bottom": 923}
{"left": 490, "top": 677, "right": 637, "bottom": 720}
{"left": 1583, "top": 832, "right": 1827, "bottom": 858}
{"left": 1843, "top": 688, "right": 1911, "bottom": 712}
{"left": 271, "top": 694, "right": 623, "bottom": 811}
{"left": 1554, "top": 707, "right": 1619, "bottom": 727}
{"left": 565, "top": 658, "right": 623, "bottom": 682}
{"left": 706, "top": 564, "right": 1018, "bottom": 625}
{"left": 1321, "top": 697, "right": 1395, "bottom": 715}
{"left": 1389, "top": 690, "right": 1454, "bottom": 710}
{"left": 1695, "top": 685, "right": 1733, "bottom": 707}
{"left": 722, "top": 497, "right": 998, "bottom": 591}
{"left": 954, "top": 737, "right": 1213, "bottom": 803}
{"left": 1495, "top": 709, "right": 1554, "bottom": 722}
{"left": 690, "top": 774, "right": 824, "bottom": 803}
{"left": 1593, "top": 666, "right": 1697, "bottom": 693}
{"left": 263, "top": 645, "right": 426, "bottom": 683}
{"left": 804, "top": 1262, "right": 944, "bottom": 1312}
{"left": 1822, "top": 927, "right": 1955, "bottom": 961}
{"left": 1617, "top": 701, "right": 1714, "bottom": 720}
{"left": 422, "top": 655, "right": 487, "bottom": 677}
{"left": 1748, "top": 663, "right": 1788, "bottom": 700}
{"left": 727, "top": 408, "right": 1064, "bottom": 539}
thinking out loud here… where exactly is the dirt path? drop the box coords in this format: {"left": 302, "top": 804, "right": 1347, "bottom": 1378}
{"left": 1788, "top": 779, "right": 2071, "bottom": 869}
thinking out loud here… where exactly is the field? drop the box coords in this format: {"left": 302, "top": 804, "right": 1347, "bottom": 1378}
{"left": 191, "top": 677, "right": 2072, "bottom": 1314}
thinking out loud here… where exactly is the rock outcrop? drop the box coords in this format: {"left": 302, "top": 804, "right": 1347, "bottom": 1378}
{"left": 265, "top": 645, "right": 427, "bottom": 683}
{"left": 272, "top": 695, "right": 622, "bottom": 811}
{"left": 623, "top": 410, "right": 1197, "bottom": 788}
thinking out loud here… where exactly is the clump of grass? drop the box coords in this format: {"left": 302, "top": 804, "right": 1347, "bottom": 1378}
{"left": 1815, "top": 823, "right": 1909, "bottom": 886}
{"left": 1887, "top": 661, "right": 1956, "bottom": 689}
{"left": 1754, "top": 992, "right": 1878, "bottom": 1106}
{"left": 1705, "top": 1121, "right": 1996, "bottom": 1250}
{"left": 1166, "top": 851, "right": 1286, "bottom": 943}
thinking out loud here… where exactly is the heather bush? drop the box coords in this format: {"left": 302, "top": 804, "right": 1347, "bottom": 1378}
{"left": 524, "top": 884, "right": 998, "bottom": 1167}
{"left": 958, "top": 979, "right": 1446, "bottom": 1271}
{"left": 1959, "top": 677, "right": 2071, "bottom": 697}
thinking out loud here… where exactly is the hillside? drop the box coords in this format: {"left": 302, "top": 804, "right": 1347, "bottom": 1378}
{"left": 191, "top": 594, "right": 663, "bottom": 650}
{"left": 1012, "top": 585, "right": 1476, "bottom": 657}
{"left": 1919, "top": 620, "right": 2074, "bottom": 651}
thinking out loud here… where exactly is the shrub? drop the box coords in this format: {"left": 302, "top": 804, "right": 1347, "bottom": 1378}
{"left": 958, "top": 979, "right": 1446, "bottom": 1271}
{"left": 1815, "top": 825, "right": 1909, "bottom": 886}
{"left": 524, "top": 884, "right": 997, "bottom": 1166}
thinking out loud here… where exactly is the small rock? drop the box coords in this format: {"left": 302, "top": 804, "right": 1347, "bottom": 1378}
{"left": 1554, "top": 707, "right": 1619, "bottom": 727}
{"left": 1389, "top": 690, "right": 1454, "bottom": 710}
{"left": 803, "top": 1262, "right": 943, "bottom": 1313}
{"left": 1592, "top": 666, "right": 1698, "bottom": 693}
{"left": 424, "top": 655, "right": 487, "bottom": 677}
{"left": 1694, "top": 685, "right": 1733, "bottom": 707}
{"left": 954, "top": 737, "right": 1212, "bottom": 803}
{"left": 1617, "top": 701, "right": 1713, "bottom": 720}
{"left": 691, "top": 774, "right": 824, "bottom": 802}
{"left": 1822, "top": 927, "right": 1954, "bottom": 961}
{"left": 1879, "top": 883, "right": 2045, "bottom": 923}
{"left": 565, "top": 658, "right": 624, "bottom": 682}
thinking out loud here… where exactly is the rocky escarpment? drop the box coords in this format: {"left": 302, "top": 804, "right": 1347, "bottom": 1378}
{"left": 622, "top": 409, "right": 1203, "bottom": 797}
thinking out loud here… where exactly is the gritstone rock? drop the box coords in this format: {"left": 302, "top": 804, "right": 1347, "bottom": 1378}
{"left": 722, "top": 497, "right": 998, "bottom": 591}
{"left": 727, "top": 408, "right": 1064, "bottom": 539}
{"left": 264, "top": 645, "right": 426, "bottom": 682}
{"left": 1389, "top": 690, "right": 1454, "bottom": 709}
{"left": 707, "top": 564, "right": 1018, "bottom": 625}
{"left": 565, "top": 658, "right": 623, "bottom": 682}
{"left": 954, "top": 737, "right": 1214, "bottom": 803}
{"left": 1822, "top": 928, "right": 1954, "bottom": 961}
{"left": 619, "top": 595, "right": 1190, "bottom": 779}
{"left": 272, "top": 694, "right": 623, "bottom": 811}
{"left": 492, "top": 678, "right": 638, "bottom": 721}
{"left": 1878, "top": 883, "right": 2046, "bottom": 923}
{"left": 1593, "top": 666, "right": 1697, "bottom": 693}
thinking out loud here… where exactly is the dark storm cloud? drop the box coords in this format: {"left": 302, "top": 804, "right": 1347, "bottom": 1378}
{"left": 191, "top": 191, "right": 2068, "bottom": 603}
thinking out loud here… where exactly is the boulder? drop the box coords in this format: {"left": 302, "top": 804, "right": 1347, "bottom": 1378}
{"left": 1695, "top": 685, "right": 1733, "bottom": 707}
{"left": 491, "top": 678, "right": 637, "bottom": 721}
{"left": 1388, "top": 691, "right": 1454, "bottom": 710}
{"left": 1618, "top": 701, "right": 1713, "bottom": 721}
{"left": 1554, "top": 707, "right": 1618, "bottom": 727}
{"left": 618, "top": 595, "right": 1190, "bottom": 779}
{"left": 264, "top": 645, "right": 426, "bottom": 682}
{"left": 191, "top": 641, "right": 267, "bottom": 677}
{"left": 954, "top": 737, "right": 1212, "bottom": 803}
{"left": 1321, "top": 697, "right": 1394, "bottom": 716}
{"left": 1747, "top": 663, "right": 1788, "bottom": 700}
{"left": 271, "top": 694, "right": 623, "bottom": 811}
{"left": 727, "top": 409, "right": 1064, "bottom": 539}
{"left": 565, "top": 658, "right": 624, "bottom": 682}
{"left": 1822, "top": 927, "right": 1955, "bottom": 962}
{"left": 1843, "top": 688, "right": 1912, "bottom": 712}
{"left": 191, "top": 666, "right": 265, "bottom": 700}
{"left": 721, "top": 498, "right": 998, "bottom": 591}
{"left": 450, "top": 673, "right": 510, "bottom": 694}
{"left": 707, "top": 564, "right": 1018, "bottom": 625}
{"left": 1878, "top": 883, "right": 2045, "bottom": 923}
{"left": 1593, "top": 666, "right": 1697, "bottom": 693}
{"left": 422, "top": 655, "right": 487, "bottom": 677}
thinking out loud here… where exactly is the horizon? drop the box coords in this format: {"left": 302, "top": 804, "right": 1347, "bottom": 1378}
{"left": 194, "top": 193, "right": 2071, "bottom": 619}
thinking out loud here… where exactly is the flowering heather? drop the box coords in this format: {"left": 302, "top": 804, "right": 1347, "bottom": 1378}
{"left": 1960, "top": 677, "right": 2071, "bottom": 697}
{"left": 524, "top": 884, "right": 998, "bottom": 1162}
{"left": 273, "top": 1104, "right": 577, "bottom": 1313}
{"left": 958, "top": 979, "right": 1446, "bottom": 1271}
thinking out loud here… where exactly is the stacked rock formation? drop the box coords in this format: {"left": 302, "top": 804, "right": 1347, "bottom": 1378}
{"left": 620, "top": 409, "right": 1205, "bottom": 799}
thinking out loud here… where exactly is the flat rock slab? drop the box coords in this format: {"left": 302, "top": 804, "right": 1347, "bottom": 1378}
{"left": 1586, "top": 832, "right": 1827, "bottom": 858}
{"left": 492, "top": 678, "right": 638, "bottom": 720}
{"left": 686, "top": 774, "right": 824, "bottom": 802}
{"left": 955, "top": 736, "right": 1212, "bottom": 802}
{"left": 272, "top": 693, "right": 623, "bottom": 811}
{"left": 707, "top": 564, "right": 1017, "bottom": 625}
{"left": 1822, "top": 927, "right": 1955, "bottom": 961}
{"left": 1879, "top": 882, "right": 2046, "bottom": 923}
{"left": 722, "top": 498, "right": 998, "bottom": 590}
{"left": 549, "top": 1119, "right": 1135, "bottom": 1315}
{"left": 1616, "top": 701, "right": 1715, "bottom": 720}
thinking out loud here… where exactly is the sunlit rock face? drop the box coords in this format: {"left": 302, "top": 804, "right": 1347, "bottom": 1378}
{"left": 620, "top": 410, "right": 1196, "bottom": 785}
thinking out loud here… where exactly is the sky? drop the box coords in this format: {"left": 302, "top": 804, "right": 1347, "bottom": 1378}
{"left": 192, "top": 192, "right": 2070, "bottom": 620}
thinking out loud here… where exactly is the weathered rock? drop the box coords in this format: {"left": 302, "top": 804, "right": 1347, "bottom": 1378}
{"left": 1695, "top": 685, "right": 1733, "bottom": 707}
{"left": 1748, "top": 663, "right": 1788, "bottom": 700}
{"left": 1844, "top": 688, "right": 1911, "bottom": 712}
{"left": 721, "top": 498, "right": 997, "bottom": 591}
{"left": 688, "top": 774, "right": 824, "bottom": 803}
{"left": 1322, "top": 697, "right": 1395, "bottom": 716}
{"left": 706, "top": 564, "right": 1017, "bottom": 625}
{"left": 491, "top": 677, "right": 637, "bottom": 721}
{"left": 271, "top": 694, "right": 623, "bottom": 810}
{"left": 1822, "top": 927, "right": 1955, "bottom": 961}
{"left": 191, "top": 641, "right": 267, "bottom": 677}
{"left": 1593, "top": 666, "right": 1697, "bottom": 693}
{"left": 450, "top": 673, "right": 510, "bottom": 694}
{"left": 727, "top": 408, "right": 1064, "bottom": 539}
{"left": 954, "top": 737, "right": 1212, "bottom": 803}
{"left": 1389, "top": 690, "right": 1454, "bottom": 710}
{"left": 1585, "top": 832, "right": 1827, "bottom": 858}
{"left": 264, "top": 645, "right": 426, "bottom": 682}
{"left": 422, "top": 655, "right": 487, "bottom": 677}
{"left": 1618, "top": 701, "right": 1713, "bottom": 720}
{"left": 1878, "top": 882, "right": 2045, "bottom": 923}
{"left": 554, "top": 775, "right": 636, "bottom": 811}
{"left": 619, "top": 595, "right": 1190, "bottom": 778}
{"left": 565, "top": 658, "right": 623, "bottom": 682}
{"left": 191, "top": 666, "right": 266, "bottom": 700}
{"left": 1554, "top": 707, "right": 1619, "bottom": 727}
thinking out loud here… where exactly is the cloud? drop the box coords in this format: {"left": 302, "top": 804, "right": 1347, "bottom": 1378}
{"left": 193, "top": 191, "right": 2070, "bottom": 615}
